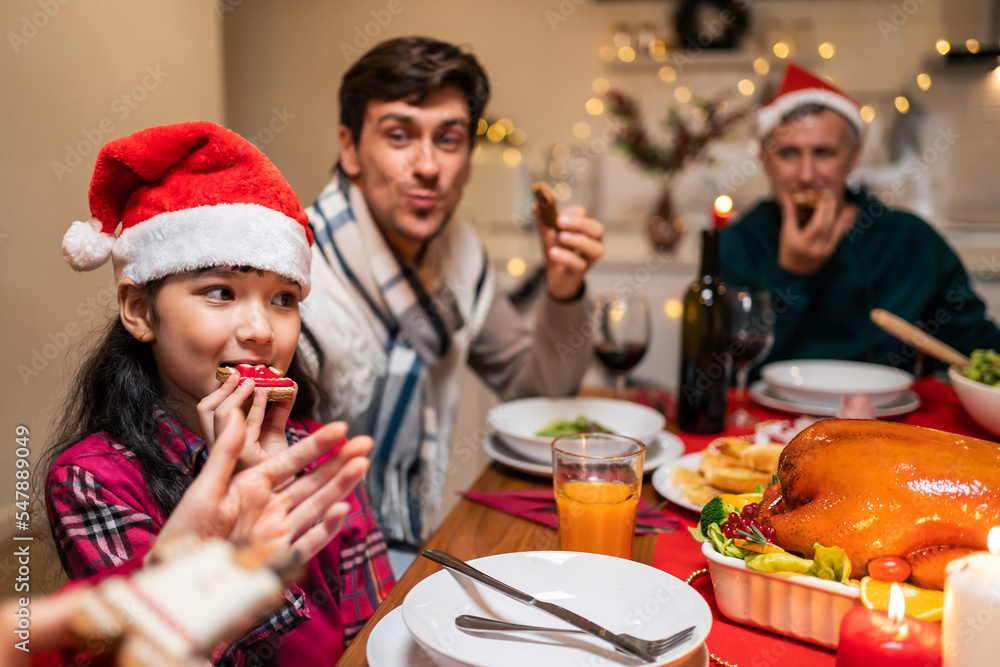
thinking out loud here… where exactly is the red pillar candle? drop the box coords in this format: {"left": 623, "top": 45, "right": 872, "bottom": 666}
{"left": 712, "top": 195, "right": 733, "bottom": 229}
{"left": 836, "top": 607, "right": 943, "bottom": 667}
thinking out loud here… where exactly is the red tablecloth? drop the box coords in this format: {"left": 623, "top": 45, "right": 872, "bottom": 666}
{"left": 650, "top": 377, "right": 989, "bottom": 666}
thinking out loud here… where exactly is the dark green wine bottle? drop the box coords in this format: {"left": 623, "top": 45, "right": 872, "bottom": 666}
{"left": 677, "top": 228, "right": 732, "bottom": 433}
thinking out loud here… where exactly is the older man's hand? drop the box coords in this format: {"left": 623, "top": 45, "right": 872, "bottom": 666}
{"left": 535, "top": 204, "right": 605, "bottom": 300}
{"left": 777, "top": 191, "right": 856, "bottom": 275}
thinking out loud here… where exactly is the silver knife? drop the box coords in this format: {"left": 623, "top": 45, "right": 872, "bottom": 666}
{"left": 420, "top": 548, "right": 657, "bottom": 662}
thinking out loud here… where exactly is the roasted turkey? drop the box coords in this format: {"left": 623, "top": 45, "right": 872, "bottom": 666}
{"left": 756, "top": 419, "right": 1000, "bottom": 589}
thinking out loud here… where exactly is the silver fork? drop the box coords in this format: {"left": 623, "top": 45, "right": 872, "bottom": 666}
{"left": 455, "top": 614, "right": 696, "bottom": 658}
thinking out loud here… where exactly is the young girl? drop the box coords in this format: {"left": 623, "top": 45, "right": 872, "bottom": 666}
{"left": 44, "top": 121, "right": 394, "bottom": 665}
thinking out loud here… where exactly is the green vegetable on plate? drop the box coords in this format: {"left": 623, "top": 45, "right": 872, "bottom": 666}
{"left": 534, "top": 416, "right": 615, "bottom": 438}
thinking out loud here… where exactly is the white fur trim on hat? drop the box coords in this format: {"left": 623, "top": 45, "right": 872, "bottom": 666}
{"left": 112, "top": 203, "right": 312, "bottom": 296}
{"left": 63, "top": 218, "right": 116, "bottom": 271}
{"left": 757, "top": 88, "right": 864, "bottom": 140}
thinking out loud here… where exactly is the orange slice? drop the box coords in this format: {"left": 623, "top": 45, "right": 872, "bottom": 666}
{"left": 733, "top": 538, "right": 785, "bottom": 554}
{"left": 859, "top": 577, "right": 944, "bottom": 622}
{"left": 719, "top": 493, "right": 763, "bottom": 510}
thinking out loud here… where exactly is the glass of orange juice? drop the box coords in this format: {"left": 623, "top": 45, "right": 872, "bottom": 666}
{"left": 552, "top": 433, "right": 645, "bottom": 559}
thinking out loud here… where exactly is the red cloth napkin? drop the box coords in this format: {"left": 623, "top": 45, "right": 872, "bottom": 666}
{"left": 646, "top": 377, "right": 979, "bottom": 666}
{"left": 459, "top": 488, "right": 680, "bottom": 534}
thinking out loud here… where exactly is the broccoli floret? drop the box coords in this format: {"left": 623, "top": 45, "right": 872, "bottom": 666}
{"left": 699, "top": 497, "right": 737, "bottom": 534}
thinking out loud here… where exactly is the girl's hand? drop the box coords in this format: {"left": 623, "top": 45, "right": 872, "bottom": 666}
{"left": 196, "top": 371, "right": 296, "bottom": 470}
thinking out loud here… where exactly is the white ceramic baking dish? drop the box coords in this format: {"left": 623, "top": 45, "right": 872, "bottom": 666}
{"left": 702, "top": 541, "right": 861, "bottom": 648}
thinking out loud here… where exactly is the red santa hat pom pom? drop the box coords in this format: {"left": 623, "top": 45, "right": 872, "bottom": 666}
{"left": 62, "top": 218, "right": 115, "bottom": 271}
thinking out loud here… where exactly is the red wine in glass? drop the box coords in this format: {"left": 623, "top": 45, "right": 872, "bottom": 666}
{"left": 730, "top": 332, "right": 771, "bottom": 367}
{"left": 595, "top": 342, "right": 648, "bottom": 373}
{"left": 593, "top": 296, "right": 652, "bottom": 399}
{"left": 729, "top": 289, "right": 775, "bottom": 426}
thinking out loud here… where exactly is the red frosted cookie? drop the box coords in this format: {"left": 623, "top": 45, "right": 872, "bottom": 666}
{"left": 216, "top": 364, "right": 294, "bottom": 402}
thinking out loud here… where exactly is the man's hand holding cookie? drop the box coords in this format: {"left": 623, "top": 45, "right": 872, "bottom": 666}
{"left": 777, "top": 189, "right": 856, "bottom": 276}
{"left": 531, "top": 182, "right": 605, "bottom": 301}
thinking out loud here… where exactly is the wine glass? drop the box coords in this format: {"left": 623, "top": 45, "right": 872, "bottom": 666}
{"left": 729, "top": 288, "right": 775, "bottom": 426}
{"left": 593, "top": 296, "right": 651, "bottom": 399}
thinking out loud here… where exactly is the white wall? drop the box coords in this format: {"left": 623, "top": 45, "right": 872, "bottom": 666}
{"left": 1, "top": 1, "right": 224, "bottom": 551}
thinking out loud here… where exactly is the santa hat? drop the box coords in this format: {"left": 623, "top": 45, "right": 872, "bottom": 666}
{"left": 62, "top": 121, "right": 314, "bottom": 295}
{"left": 757, "top": 64, "right": 864, "bottom": 140}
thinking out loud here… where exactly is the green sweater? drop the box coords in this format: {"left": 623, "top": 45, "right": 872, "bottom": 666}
{"left": 719, "top": 189, "right": 1000, "bottom": 374}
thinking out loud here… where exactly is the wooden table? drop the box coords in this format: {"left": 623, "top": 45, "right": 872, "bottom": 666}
{"left": 336, "top": 462, "right": 662, "bottom": 666}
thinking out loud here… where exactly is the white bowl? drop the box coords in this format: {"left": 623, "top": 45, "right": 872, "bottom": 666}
{"left": 702, "top": 541, "right": 860, "bottom": 649}
{"left": 402, "top": 551, "right": 712, "bottom": 667}
{"left": 761, "top": 359, "right": 914, "bottom": 408}
{"left": 486, "top": 397, "right": 665, "bottom": 463}
{"left": 948, "top": 364, "right": 1000, "bottom": 438}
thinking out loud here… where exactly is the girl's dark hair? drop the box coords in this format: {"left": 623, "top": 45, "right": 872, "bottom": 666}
{"left": 42, "top": 278, "right": 328, "bottom": 519}
{"left": 339, "top": 36, "right": 490, "bottom": 150}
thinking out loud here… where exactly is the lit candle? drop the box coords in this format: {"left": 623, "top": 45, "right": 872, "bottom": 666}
{"left": 712, "top": 195, "right": 732, "bottom": 228}
{"left": 942, "top": 527, "right": 1000, "bottom": 666}
{"left": 837, "top": 583, "right": 943, "bottom": 666}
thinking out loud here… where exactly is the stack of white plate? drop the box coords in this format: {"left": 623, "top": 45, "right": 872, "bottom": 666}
{"left": 366, "top": 551, "right": 712, "bottom": 667}
{"left": 750, "top": 359, "right": 919, "bottom": 417}
{"left": 482, "top": 397, "right": 683, "bottom": 476}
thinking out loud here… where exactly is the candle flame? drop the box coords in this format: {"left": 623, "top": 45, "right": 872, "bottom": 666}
{"left": 714, "top": 196, "right": 733, "bottom": 214}
{"left": 989, "top": 526, "right": 1000, "bottom": 555}
{"left": 888, "top": 582, "right": 905, "bottom": 626}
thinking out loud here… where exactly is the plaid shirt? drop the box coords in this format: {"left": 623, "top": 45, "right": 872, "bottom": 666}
{"left": 45, "top": 412, "right": 395, "bottom": 666}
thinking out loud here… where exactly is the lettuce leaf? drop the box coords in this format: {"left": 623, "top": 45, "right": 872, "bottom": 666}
{"left": 807, "top": 543, "right": 852, "bottom": 584}
{"left": 745, "top": 552, "right": 814, "bottom": 574}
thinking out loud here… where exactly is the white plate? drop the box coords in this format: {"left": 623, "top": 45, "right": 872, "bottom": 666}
{"left": 650, "top": 452, "right": 705, "bottom": 513}
{"left": 367, "top": 606, "right": 441, "bottom": 667}
{"left": 760, "top": 359, "right": 914, "bottom": 407}
{"left": 483, "top": 430, "right": 684, "bottom": 477}
{"left": 368, "top": 607, "right": 710, "bottom": 667}
{"left": 750, "top": 380, "right": 920, "bottom": 417}
{"left": 488, "top": 397, "right": 666, "bottom": 463}
{"left": 402, "top": 551, "right": 712, "bottom": 667}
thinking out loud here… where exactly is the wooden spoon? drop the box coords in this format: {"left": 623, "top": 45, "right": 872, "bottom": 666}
{"left": 870, "top": 308, "right": 971, "bottom": 367}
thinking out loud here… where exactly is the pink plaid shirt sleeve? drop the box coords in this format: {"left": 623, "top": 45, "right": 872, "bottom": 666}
{"left": 45, "top": 436, "right": 160, "bottom": 579}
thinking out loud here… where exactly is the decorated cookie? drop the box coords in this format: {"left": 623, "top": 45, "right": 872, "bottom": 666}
{"left": 216, "top": 364, "right": 294, "bottom": 402}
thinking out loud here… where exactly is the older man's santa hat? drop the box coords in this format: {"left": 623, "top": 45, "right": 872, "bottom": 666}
{"left": 61, "top": 121, "right": 314, "bottom": 294}
{"left": 757, "top": 64, "right": 864, "bottom": 140}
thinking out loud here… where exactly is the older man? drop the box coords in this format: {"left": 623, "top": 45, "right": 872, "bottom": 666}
{"left": 720, "top": 63, "right": 1000, "bottom": 374}
{"left": 300, "top": 37, "right": 604, "bottom": 546}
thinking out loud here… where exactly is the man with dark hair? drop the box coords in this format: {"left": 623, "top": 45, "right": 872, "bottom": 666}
{"left": 300, "top": 37, "right": 605, "bottom": 549}
{"left": 721, "top": 63, "right": 1000, "bottom": 375}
